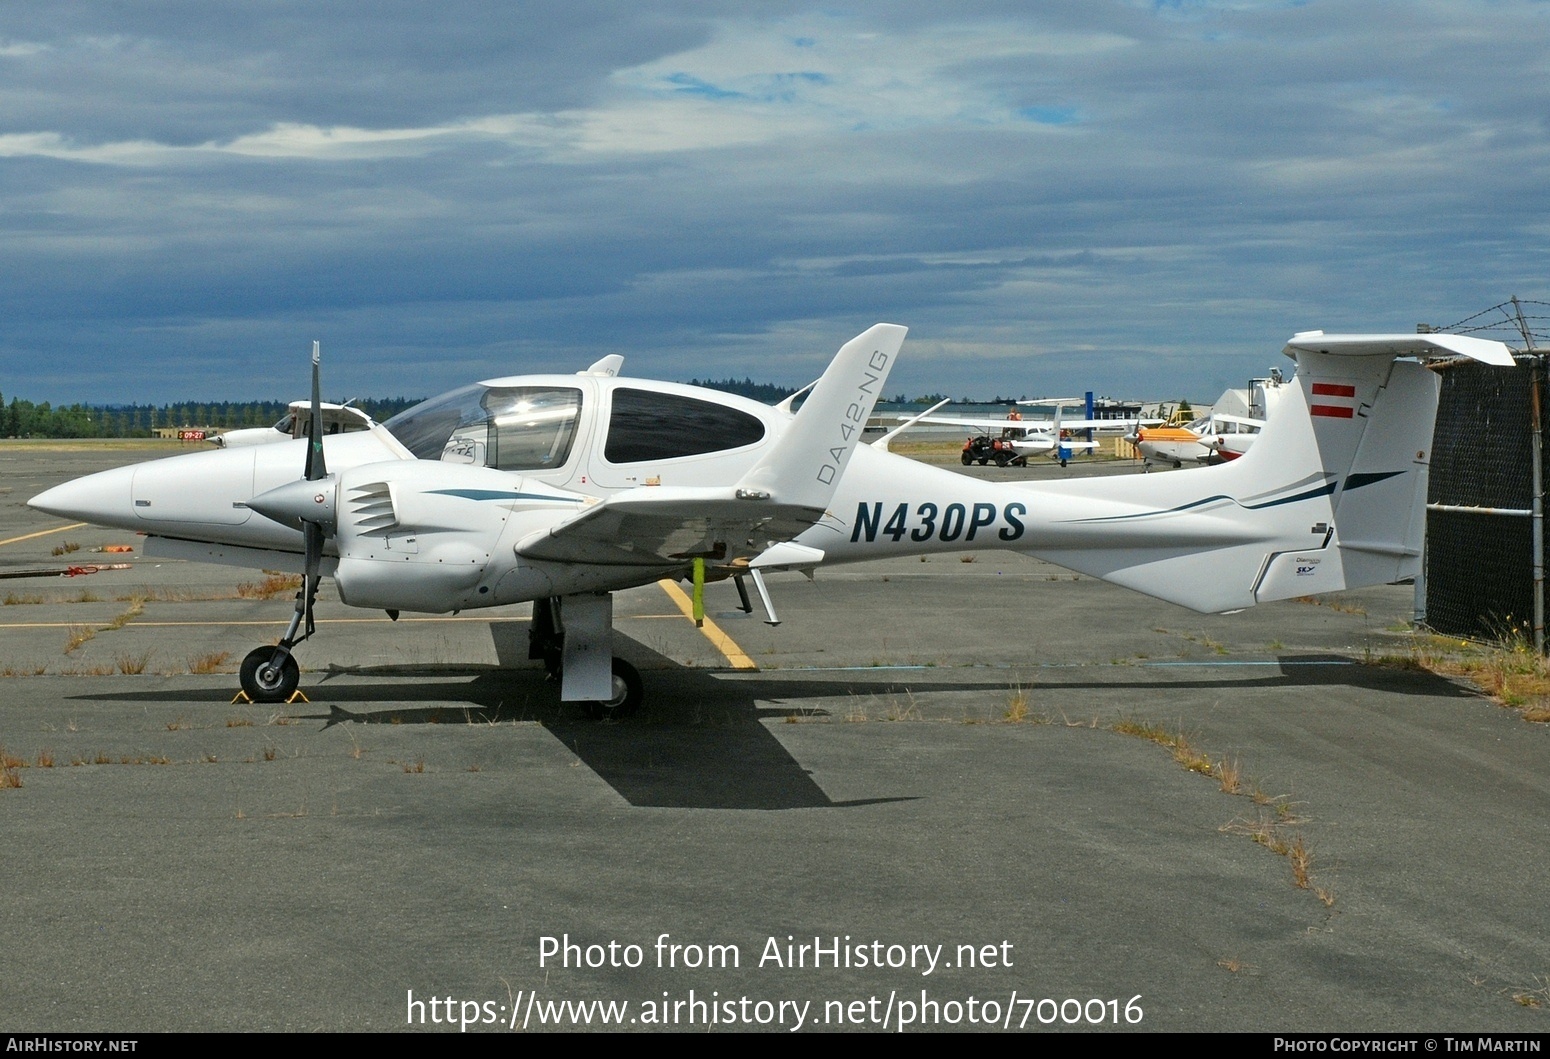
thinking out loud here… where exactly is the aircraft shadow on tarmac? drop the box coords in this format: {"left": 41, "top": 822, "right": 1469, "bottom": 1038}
{"left": 65, "top": 618, "right": 1475, "bottom": 810}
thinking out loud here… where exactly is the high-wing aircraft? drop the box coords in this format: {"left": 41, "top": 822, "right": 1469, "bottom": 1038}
{"left": 28, "top": 326, "right": 1514, "bottom": 716}
{"left": 212, "top": 400, "right": 374, "bottom": 448}
{"left": 900, "top": 403, "right": 1155, "bottom": 467}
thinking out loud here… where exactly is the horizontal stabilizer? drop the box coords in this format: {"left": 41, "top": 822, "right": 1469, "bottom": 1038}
{"left": 1283, "top": 331, "right": 1515, "bottom": 366}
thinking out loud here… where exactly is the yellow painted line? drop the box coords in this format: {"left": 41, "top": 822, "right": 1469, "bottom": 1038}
{"left": 656, "top": 579, "right": 758, "bottom": 670}
{"left": 0, "top": 523, "right": 88, "bottom": 548}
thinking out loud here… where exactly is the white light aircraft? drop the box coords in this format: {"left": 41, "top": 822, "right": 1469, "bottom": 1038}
{"left": 28, "top": 326, "right": 1513, "bottom": 715}
{"left": 213, "top": 400, "right": 374, "bottom": 448}
{"left": 902, "top": 403, "right": 1154, "bottom": 467}
{"left": 1132, "top": 411, "right": 1266, "bottom": 469}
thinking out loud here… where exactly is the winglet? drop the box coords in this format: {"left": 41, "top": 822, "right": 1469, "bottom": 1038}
{"left": 737, "top": 323, "right": 906, "bottom": 510}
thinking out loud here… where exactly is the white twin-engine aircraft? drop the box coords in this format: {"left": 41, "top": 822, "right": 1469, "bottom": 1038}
{"left": 29, "top": 325, "right": 1514, "bottom": 716}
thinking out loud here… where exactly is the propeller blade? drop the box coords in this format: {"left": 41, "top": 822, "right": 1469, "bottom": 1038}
{"left": 304, "top": 340, "right": 327, "bottom": 482}
{"left": 302, "top": 519, "right": 323, "bottom": 638}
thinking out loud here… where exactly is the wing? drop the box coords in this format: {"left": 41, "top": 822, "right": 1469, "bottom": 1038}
{"left": 514, "top": 486, "right": 822, "bottom": 566}
{"left": 904, "top": 414, "right": 1056, "bottom": 432}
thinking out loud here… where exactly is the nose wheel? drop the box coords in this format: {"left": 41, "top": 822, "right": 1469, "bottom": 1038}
{"left": 239, "top": 646, "right": 300, "bottom": 703}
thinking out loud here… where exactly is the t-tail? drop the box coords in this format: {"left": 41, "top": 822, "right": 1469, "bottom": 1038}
{"left": 1019, "top": 331, "right": 1516, "bottom": 612}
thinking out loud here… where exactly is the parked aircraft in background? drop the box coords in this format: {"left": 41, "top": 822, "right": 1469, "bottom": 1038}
{"left": 1133, "top": 371, "right": 1292, "bottom": 470}
{"left": 1132, "top": 412, "right": 1265, "bottom": 469}
{"left": 29, "top": 326, "right": 1513, "bottom": 716}
{"left": 213, "top": 401, "right": 374, "bottom": 448}
{"left": 897, "top": 400, "right": 1155, "bottom": 467}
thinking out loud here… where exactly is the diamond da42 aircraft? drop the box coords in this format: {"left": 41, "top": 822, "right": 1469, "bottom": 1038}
{"left": 28, "top": 324, "right": 1513, "bottom": 715}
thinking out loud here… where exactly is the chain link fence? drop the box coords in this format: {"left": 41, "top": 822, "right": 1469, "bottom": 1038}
{"left": 1422, "top": 299, "right": 1547, "bottom": 649}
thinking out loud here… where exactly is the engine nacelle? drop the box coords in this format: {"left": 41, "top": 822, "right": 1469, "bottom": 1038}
{"left": 328, "top": 460, "right": 587, "bottom": 612}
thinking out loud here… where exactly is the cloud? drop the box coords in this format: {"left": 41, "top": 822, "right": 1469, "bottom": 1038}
{"left": 0, "top": 1, "right": 1547, "bottom": 406}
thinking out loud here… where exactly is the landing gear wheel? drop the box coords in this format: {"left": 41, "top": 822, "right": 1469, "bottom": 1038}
{"left": 582, "top": 658, "right": 643, "bottom": 720}
{"left": 240, "top": 647, "right": 299, "bottom": 704}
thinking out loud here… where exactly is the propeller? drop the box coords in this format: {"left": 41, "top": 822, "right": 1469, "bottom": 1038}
{"left": 300, "top": 341, "right": 326, "bottom": 639}
{"left": 245, "top": 341, "right": 337, "bottom": 646}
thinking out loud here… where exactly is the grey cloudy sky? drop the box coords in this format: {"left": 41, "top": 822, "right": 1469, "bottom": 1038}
{"left": 1, "top": 0, "right": 1547, "bottom": 406}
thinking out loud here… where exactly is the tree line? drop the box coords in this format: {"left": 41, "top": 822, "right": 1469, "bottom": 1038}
{"left": 0, "top": 395, "right": 424, "bottom": 439}
{"left": 0, "top": 381, "right": 1026, "bottom": 439}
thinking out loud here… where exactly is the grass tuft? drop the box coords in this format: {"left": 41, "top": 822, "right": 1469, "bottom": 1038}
{"left": 63, "top": 625, "right": 96, "bottom": 654}
{"left": 187, "top": 651, "right": 232, "bottom": 674}
{"left": 100, "top": 600, "right": 144, "bottom": 632}
{"left": 1004, "top": 683, "right": 1030, "bottom": 723}
{"left": 1288, "top": 833, "right": 1313, "bottom": 889}
{"left": 237, "top": 573, "right": 303, "bottom": 600}
{"left": 1215, "top": 757, "right": 1243, "bottom": 795}
{"left": 115, "top": 651, "right": 151, "bottom": 675}
{"left": 1369, "top": 633, "right": 1550, "bottom": 722}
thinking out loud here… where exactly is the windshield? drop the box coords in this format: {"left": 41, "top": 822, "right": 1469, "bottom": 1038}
{"left": 385, "top": 384, "right": 583, "bottom": 471}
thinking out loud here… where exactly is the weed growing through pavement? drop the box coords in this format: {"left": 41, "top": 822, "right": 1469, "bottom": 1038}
{"left": 1004, "top": 683, "right": 1030, "bottom": 723}
{"left": 100, "top": 600, "right": 144, "bottom": 631}
{"left": 1509, "top": 976, "right": 1550, "bottom": 1009}
{"left": 0, "top": 745, "right": 23, "bottom": 789}
{"left": 63, "top": 625, "right": 96, "bottom": 653}
{"left": 237, "top": 573, "right": 303, "bottom": 600}
{"left": 884, "top": 693, "right": 921, "bottom": 722}
{"left": 1368, "top": 632, "right": 1550, "bottom": 723}
{"left": 1111, "top": 717, "right": 1331, "bottom": 903}
{"left": 115, "top": 651, "right": 151, "bottom": 675}
{"left": 187, "top": 651, "right": 232, "bottom": 674}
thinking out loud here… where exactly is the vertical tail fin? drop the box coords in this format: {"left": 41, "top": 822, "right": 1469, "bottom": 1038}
{"left": 739, "top": 323, "right": 906, "bottom": 509}
{"left": 1251, "top": 332, "right": 1514, "bottom": 602}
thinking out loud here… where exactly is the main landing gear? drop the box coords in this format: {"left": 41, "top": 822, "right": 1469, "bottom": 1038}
{"left": 530, "top": 595, "right": 643, "bottom": 719}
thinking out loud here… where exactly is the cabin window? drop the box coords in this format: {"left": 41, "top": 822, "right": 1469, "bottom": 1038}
{"left": 385, "top": 385, "right": 583, "bottom": 470}
{"left": 604, "top": 388, "right": 766, "bottom": 463}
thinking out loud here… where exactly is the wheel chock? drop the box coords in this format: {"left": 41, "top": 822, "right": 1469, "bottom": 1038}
{"left": 229, "top": 689, "right": 309, "bottom": 704}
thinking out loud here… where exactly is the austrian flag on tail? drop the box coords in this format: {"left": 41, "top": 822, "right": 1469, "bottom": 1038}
{"left": 1309, "top": 382, "right": 1359, "bottom": 418}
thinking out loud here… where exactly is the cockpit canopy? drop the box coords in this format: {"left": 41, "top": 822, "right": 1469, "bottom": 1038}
{"left": 383, "top": 381, "right": 768, "bottom": 472}
{"left": 385, "top": 385, "right": 583, "bottom": 471}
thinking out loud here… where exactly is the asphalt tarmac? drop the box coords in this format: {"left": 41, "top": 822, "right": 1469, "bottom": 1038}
{"left": 2, "top": 441, "right": 1548, "bottom": 1033}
